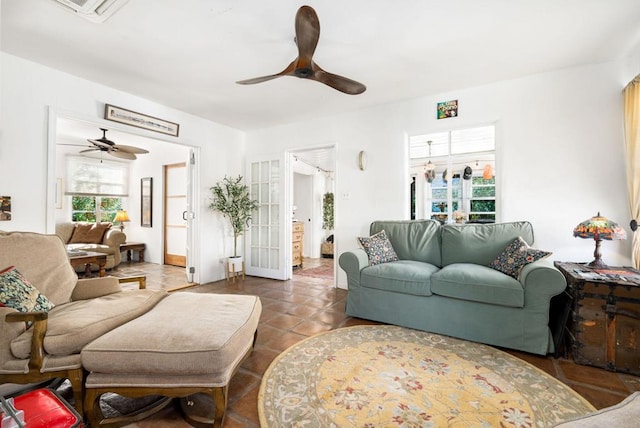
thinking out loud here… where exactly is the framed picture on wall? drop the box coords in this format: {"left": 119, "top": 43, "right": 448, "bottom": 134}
{"left": 141, "top": 177, "right": 153, "bottom": 227}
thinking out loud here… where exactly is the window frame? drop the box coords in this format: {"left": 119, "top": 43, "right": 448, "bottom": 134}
{"left": 409, "top": 124, "right": 497, "bottom": 223}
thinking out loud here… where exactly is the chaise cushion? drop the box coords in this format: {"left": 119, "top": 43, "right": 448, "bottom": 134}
{"left": 360, "top": 260, "right": 439, "bottom": 296}
{"left": 82, "top": 293, "right": 262, "bottom": 382}
{"left": 11, "top": 289, "right": 166, "bottom": 358}
{"left": 431, "top": 263, "right": 525, "bottom": 307}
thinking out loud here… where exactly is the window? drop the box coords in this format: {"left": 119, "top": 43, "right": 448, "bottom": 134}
{"left": 71, "top": 196, "right": 122, "bottom": 222}
{"left": 66, "top": 156, "right": 129, "bottom": 223}
{"left": 409, "top": 125, "right": 496, "bottom": 223}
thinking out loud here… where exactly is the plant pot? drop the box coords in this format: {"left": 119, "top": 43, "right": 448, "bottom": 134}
{"left": 227, "top": 256, "right": 243, "bottom": 272}
{"left": 226, "top": 256, "right": 245, "bottom": 282}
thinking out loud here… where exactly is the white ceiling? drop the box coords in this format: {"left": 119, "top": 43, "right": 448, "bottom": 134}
{"left": 2, "top": 0, "right": 640, "bottom": 132}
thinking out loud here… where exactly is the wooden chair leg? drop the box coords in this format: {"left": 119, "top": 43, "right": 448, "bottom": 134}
{"left": 213, "top": 386, "right": 228, "bottom": 428}
{"left": 67, "top": 368, "right": 85, "bottom": 416}
{"left": 84, "top": 388, "right": 103, "bottom": 428}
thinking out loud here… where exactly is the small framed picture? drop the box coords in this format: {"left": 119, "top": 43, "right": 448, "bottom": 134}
{"left": 437, "top": 100, "right": 458, "bottom": 119}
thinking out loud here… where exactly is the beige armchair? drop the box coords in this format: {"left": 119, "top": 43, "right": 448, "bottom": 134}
{"left": 0, "top": 231, "right": 164, "bottom": 414}
{"left": 56, "top": 222, "right": 126, "bottom": 269}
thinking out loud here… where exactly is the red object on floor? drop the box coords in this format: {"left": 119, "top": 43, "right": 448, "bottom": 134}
{"left": 12, "top": 389, "right": 82, "bottom": 428}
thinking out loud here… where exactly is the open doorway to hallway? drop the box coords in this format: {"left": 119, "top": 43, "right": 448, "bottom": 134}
{"left": 289, "top": 146, "right": 336, "bottom": 286}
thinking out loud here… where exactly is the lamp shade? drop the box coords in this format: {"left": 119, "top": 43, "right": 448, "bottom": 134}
{"left": 573, "top": 212, "right": 626, "bottom": 241}
{"left": 113, "top": 210, "right": 130, "bottom": 223}
{"left": 573, "top": 212, "right": 626, "bottom": 268}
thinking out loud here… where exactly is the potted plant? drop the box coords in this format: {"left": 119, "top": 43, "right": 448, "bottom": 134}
{"left": 209, "top": 175, "right": 260, "bottom": 274}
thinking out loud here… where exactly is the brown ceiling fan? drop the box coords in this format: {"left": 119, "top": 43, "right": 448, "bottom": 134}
{"left": 60, "top": 128, "right": 149, "bottom": 160}
{"left": 236, "top": 5, "right": 366, "bottom": 95}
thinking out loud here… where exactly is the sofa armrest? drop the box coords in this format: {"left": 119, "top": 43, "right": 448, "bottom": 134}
{"left": 72, "top": 277, "right": 122, "bottom": 300}
{"left": 71, "top": 275, "right": 147, "bottom": 301}
{"left": 102, "top": 229, "right": 127, "bottom": 266}
{"left": 339, "top": 249, "right": 369, "bottom": 284}
{"left": 519, "top": 259, "right": 567, "bottom": 298}
{"left": 5, "top": 311, "right": 48, "bottom": 370}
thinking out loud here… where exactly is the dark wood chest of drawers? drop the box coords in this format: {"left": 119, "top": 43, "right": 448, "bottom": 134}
{"left": 554, "top": 262, "right": 640, "bottom": 375}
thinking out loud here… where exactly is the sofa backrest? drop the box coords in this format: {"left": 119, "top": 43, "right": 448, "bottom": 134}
{"left": 441, "top": 221, "right": 535, "bottom": 266}
{"left": 370, "top": 220, "right": 442, "bottom": 266}
{"left": 56, "top": 222, "right": 76, "bottom": 244}
{"left": 0, "top": 231, "right": 78, "bottom": 305}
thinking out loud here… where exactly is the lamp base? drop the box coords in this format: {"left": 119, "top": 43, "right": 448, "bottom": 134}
{"left": 587, "top": 258, "right": 608, "bottom": 269}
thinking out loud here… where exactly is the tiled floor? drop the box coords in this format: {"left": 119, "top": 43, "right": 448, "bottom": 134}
{"left": 108, "top": 260, "right": 639, "bottom": 427}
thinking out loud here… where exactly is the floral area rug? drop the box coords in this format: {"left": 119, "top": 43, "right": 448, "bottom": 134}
{"left": 258, "top": 325, "right": 596, "bottom": 427}
{"left": 293, "top": 265, "right": 333, "bottom": 280}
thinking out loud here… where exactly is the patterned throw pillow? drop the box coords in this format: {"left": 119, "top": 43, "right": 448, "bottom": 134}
{"left": 489, "top": 237, "right": 552, "bottom": 279}
{"left": 0, "top": 266, "right": 54, "bottom": 313}
{"left": 357, "top": 230, "right": 399, "bottom": 266}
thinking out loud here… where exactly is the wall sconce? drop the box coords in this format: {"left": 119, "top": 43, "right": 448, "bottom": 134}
{"left": 358, "top": 150, "right": 367, "bottom": 171}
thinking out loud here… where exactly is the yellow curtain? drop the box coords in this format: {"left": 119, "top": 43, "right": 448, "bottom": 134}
{"left": 624, "top": 75, "right": 640, "bottom": 268}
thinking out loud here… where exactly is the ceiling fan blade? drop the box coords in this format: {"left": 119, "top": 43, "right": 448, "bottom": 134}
{"left": 236, "top": 60, "right": 296, "bottom": 85}
{"left": 58, "top": 143, "right": 92, "bottom": 148}
{"left": 295, "top": 5, "right": 320, "bottom": 66}
{"left": 313, "top": 65, "right": 367, "bottom": 95}
{"left": 115, "top": 145, "right": 149, "bottom": 154}
{"left": 109, "top": 151, "right": 137, "bottom": 160}
{"left": 79, "top": 148, "right": 100, "bottom": 153}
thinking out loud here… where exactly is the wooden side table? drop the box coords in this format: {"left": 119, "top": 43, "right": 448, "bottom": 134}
{"left": 120, "top": 242, "right": 145, "bottom": 263}
{"left": 554, "top": 261, "right": 640, "bottom": 375}
{"left": 68, "top": 251, "right": 107, "bottom": 277}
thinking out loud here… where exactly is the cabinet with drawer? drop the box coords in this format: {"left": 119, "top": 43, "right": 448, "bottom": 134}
{"left": 292, "top": 221, "right": 304, "bottom": 268}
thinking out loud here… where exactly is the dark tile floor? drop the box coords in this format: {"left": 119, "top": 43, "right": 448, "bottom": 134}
{"left": 110, "top": 260, "right": 639, "bottom": 427}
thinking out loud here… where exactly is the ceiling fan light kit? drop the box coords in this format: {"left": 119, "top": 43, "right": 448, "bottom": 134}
{"left": 236, "top": 5, "right": 366, "bottom": 95}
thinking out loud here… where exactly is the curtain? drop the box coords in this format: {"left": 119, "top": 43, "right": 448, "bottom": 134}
{"left": 623, "top": 75, "right": 640, "bottom": 268}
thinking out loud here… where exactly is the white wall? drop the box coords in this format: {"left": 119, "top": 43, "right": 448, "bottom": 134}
{"left": 247, "top": 58, "right": 637, "bottom": 288}
{"left": 0, "top": 53, "right": 245, "bottom": 283}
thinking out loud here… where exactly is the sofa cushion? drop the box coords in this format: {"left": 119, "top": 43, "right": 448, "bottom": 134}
{"left": 431, "top": 263, "right": 525, "bottom": 307}
{"left": 10, "top": 289, "right": 167, "bottom": 358}
{"left": 489, "top": 237, "right": 551, "bottom": 279}
{"left": 0, "top": 266, "right": 54, "bottom": 313}
{"left": 69, "top": 222, "right": 112, "bottom": 244}
{"left": 357, "top": 230, "right": 399, "bottom": 265}
{"left": 441, "top": 221, "right": 534, "bottom": 267}
{"left": 371, "top": 220, "right": 442, "bottom": 266}
{"left": 361, "top": 260, "right": 439, "bottom": 296}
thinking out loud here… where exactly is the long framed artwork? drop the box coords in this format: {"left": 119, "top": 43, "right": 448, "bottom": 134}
{"left": 104, "top": 104, "right": 180, "bottom": 137}
{"left": 141, "top": 177, "right": 153, "bottom": 227}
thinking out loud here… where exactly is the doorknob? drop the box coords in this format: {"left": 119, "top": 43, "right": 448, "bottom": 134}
{"left": 182, "top": 211, "right": 188, "bottom": 221}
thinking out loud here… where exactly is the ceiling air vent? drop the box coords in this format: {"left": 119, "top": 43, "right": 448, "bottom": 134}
{"left": 50, "top": 0, "right": 129, "bottom": 23}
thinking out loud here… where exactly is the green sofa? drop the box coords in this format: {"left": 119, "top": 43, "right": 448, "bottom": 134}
{"left": 339, "top": 220, "right": 566, "bottom": 355}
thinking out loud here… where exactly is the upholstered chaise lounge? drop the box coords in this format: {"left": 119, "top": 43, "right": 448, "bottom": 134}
{"left": 0, "top": 231, "right": 262, "bottom": 427}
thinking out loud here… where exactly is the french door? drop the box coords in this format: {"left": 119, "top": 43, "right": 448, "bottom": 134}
{"left": 245, "top": 154, "right": 289, "bottom": 280}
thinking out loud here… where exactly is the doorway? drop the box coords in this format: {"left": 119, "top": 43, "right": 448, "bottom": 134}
{"left": 290, "top": 146, "right": 336, "bottom": 286}
{"left": 48, "top": 111, "right": 199, "bottom": 284}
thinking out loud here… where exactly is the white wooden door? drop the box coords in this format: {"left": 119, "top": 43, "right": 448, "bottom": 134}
{"left": 164, "top": 162, "right": 187, "bottom": 267}
{"left": 245, "top": 154, "right": 289, "bottom": 280}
